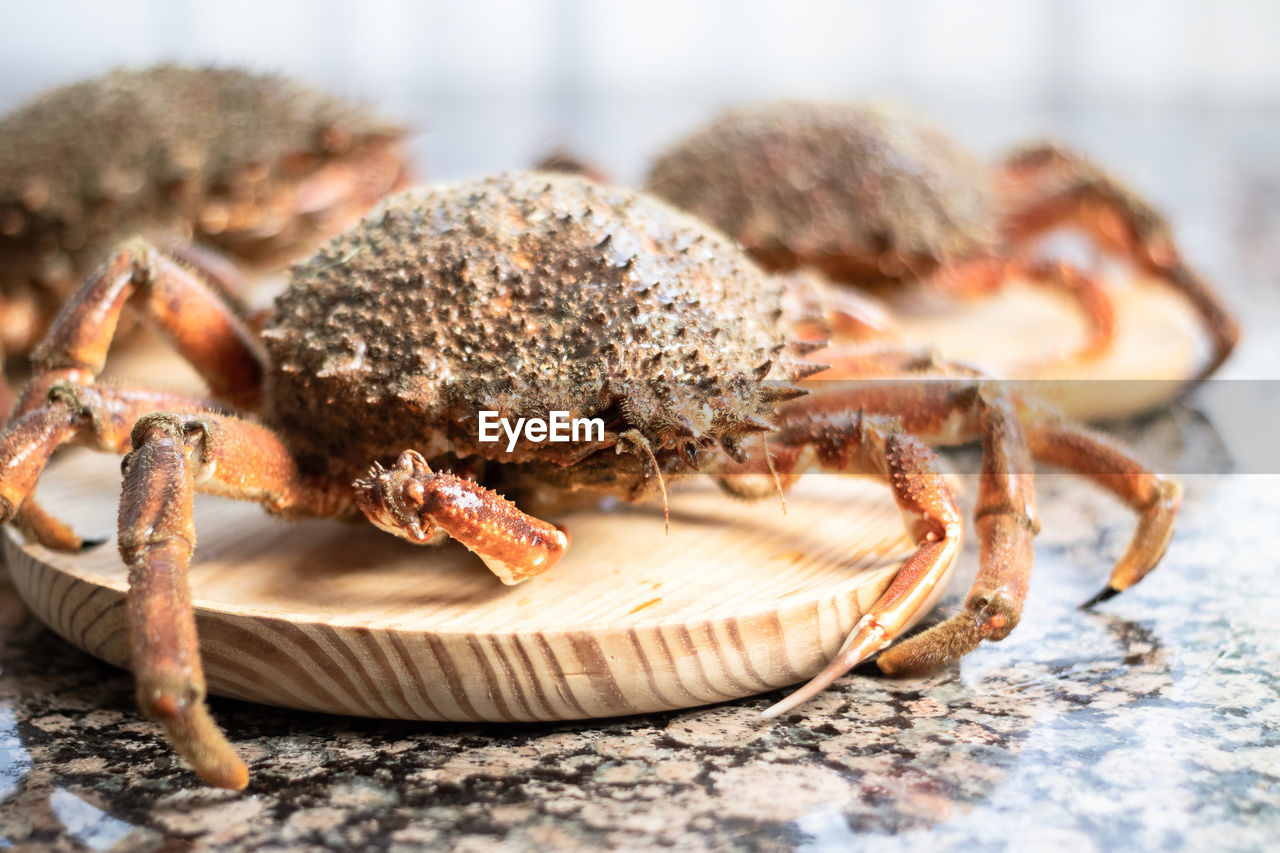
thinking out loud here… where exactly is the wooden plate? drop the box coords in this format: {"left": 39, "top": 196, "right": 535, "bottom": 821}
{"left": 3, "top": 450, "right": 926, "bottom": 722}
{"left": 891, "top": 272, "right": 1212, "bottom": 421}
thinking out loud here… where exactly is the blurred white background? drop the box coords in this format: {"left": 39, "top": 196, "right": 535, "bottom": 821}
{"left": 1, "top": 0, "right": 1277, "bottom": 179}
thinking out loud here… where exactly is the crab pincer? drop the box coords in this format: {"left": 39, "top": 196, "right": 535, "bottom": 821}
{"left": 355, "top": 450, "right": 569, "bottom": 584}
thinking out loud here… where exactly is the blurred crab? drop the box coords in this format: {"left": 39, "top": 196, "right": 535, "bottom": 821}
{"left": 644, "top": 101, "right": 1239, "bottom": 379}
{"left": 0, "top": 64, "right": 411, "bottom": 382}
{"left": 0, "top": 172, "right": 1177, "bottom": 788}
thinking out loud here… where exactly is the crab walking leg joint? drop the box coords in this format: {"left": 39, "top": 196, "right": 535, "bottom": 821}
{"left": 0, "top": 405, "right": 353, "bottom": 787}
{"left": 5, "top": 239, "right": 263, "bottom": 549}
{"left": 926, "top": 257, "right": 1116, "bottom": 363}
{"left": 797, "top": 345, "right": 1180, "bottom": 598}
{"left": 118, "top": 411, "right": 356, "bottom": 789}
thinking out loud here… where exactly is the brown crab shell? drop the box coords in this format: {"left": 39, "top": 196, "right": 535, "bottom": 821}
{"left": 645, "top": 101, "right": 997, "bottom": 286}
{"left": 0, "top": 64, "right": 408, "bottom": 352}
{"left": 263, "top": 171, "right": 808, "bottom": 491}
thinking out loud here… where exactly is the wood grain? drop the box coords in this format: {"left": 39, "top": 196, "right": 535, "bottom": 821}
{"left": 4, "top": 450, "right": 926, "bottom": 721}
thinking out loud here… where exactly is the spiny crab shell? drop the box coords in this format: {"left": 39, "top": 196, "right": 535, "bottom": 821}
{"left": 263, "top": 171, "right": 808, "bottom": 498}
{"left": 0, "top": 64, "right": 408, "bottom": 353}
{"left": 645, "top": 101, "right": 996, "bottom": 285}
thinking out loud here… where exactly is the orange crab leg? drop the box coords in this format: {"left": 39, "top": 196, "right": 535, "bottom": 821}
{"left": 713, "top": 408, "right": 965, "bottom": 718}
{"left": 118, "top": 412, "right": 347, "bottom": 789}
{"left": 876, "top": 392, "right": 1039, "bottom": 675}
{"left": 999, "top": 143, "right": 1239, "bottom": 378}
{"left": 354, "top": 450, "right": 569, "bottom": 585}
{"left": 929, "top": 256, "right": 1117, "bottom": 364}
{"left": 808, "top": 344, "right": 946, "bottom": 381}
{"left": 781, "top": 272, "right": 901, "bottom": 343}
{"left": 28, "top": 238, "right": 263, "bottom": 409}
{"left": 794, "top": 357, "right": 1179, "bottom": 606}
{"left": 168, "top": 243, "right": 253, "bottom": 306}
{"left": 121, "top": 416, "right": 247, "bottom": 790}
{"left": 0, "top": 404, "right": 78, "bottom": 522}
{"left": 1018, "top": 403, "right": 1181, "bottom": 602}
{"left": 0, "top": 385, "right": 229, "bottom": 545}
{"left": 6, "top": 238, "right": 266, "bottom": 545}
{"left": 756, "top": 384, "right": 1038, "bottom": 708}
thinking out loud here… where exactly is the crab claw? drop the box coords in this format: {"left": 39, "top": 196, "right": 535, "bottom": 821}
{"left": 353, "top": 450, "right": 569, "bottom": 584}
{"left": 353, "top": 450, "right": 441, "bottom": 544}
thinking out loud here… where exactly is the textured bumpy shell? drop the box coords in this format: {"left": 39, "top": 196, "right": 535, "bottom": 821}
{"left": 0, "top": 65, "right": 404, "bottom": 347}
{"left": 264, "top": 172, "right": 799, "bottom": 487}
{"left": 645, "top": 102, "right": 996, "bottom": 283}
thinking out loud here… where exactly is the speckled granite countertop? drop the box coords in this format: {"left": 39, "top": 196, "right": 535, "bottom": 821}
{"left": 0, "top": 108, "right": 1277, "bottom": 851}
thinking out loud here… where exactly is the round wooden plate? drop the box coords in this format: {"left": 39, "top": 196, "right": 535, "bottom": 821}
{"left": 889, "top": 272, "right": 1212, "bottom": 421}
{"left": 4, "top": 450, "right": 924, "bottom": 722}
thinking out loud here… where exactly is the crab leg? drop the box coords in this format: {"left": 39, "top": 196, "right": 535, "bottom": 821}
{"left": 809, "top": 344, "right": 946, "bottom": 380}
{"left": 998, "top": 143, "right": 1239, "bottom": 377}
{"left": 795, "top": 358, "right": 1179, "bottom": 606}
{"left": 875, "top": 392, "right": 1039, "bottom": 675}
{"left": 5, "top": 238, "right": 264, "bottom": 545}
{"left": 121, "top": 415, "right": 245, "bottom": 790}
{"left": 1017, "top": 403, "right": 1181, "bottom": 602}
{"left": 354, "top": 450, "right": 569, "bottom": 585}
{"left": 6, "top": 394, "right": 337, "bottom": 513}
{"left": 781, "top": 272, "right": 901, "bottom": 343}
{"left": 715, "top": 409, "right": 965, "bottom": 718}
{"left": 929, "top": 256, "right": 1117, "bottom": 364}
{"left": 0, "top": 385, "right": 229, "bottom": 546}
{"left": 23, "top": 237, "right": 263, "bottom": 412}
{"left": 168, "top": 243, "right": 253, "bottom": 307}
{"left": 118, "top": 412, "right": 346, "bottom": 789}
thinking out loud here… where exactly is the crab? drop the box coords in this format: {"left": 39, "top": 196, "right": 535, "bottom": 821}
{"left": 644, "top": 101, "right": 1239, "bottom": 378}
{"left": 0, "top": 172, "right": 1179, "bottom": 789}
{"left": 0, "top": 64, "right": 411, "bottom": 380}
